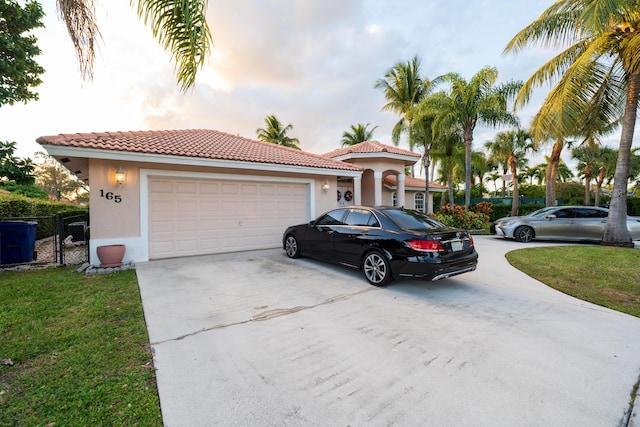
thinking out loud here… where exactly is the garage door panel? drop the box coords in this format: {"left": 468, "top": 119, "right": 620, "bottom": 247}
{"left": 149, "top": 177, "right": 308, "bottom": 259}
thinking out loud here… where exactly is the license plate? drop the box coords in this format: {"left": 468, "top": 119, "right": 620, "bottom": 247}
{"left": 450, "top": 240, "right": 463, "bottom": 251}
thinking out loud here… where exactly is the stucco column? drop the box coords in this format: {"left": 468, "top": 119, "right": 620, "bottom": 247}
{"left": 397, "top": 173, "right": 406, "bottom": 208}
{"left": 374, "top": 171, "right": 383, "bottom": 206}
{"left": 353, "top": 176, "right": 362, "bottom": 205}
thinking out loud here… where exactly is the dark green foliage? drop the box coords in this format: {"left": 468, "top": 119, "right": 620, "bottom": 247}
{"left": 0, "top": 193, "right": 88, "bottom": 239}
{"left": 0, "top": 0, "right": 45, "bottom": 106}
{"left": 556, "top": 182, "right": 586, "bottom": 205}
{"left": 518, "top": 184, "right": 545, "bottom": 199}
{"left": 0, "top": 181, "right": 47, "bottom": 199}
{"left": 628, "top": 197, "right": 640, "bottom": 216}
{"left": 0, "top": 141, "right": 36, "bottom": 185}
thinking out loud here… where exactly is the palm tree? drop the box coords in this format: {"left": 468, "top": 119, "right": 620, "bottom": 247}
{"left": 56, "top": 0, "right": 212, "bottom": 91}
{"left": 485, "top": 137, "right": 510, "bottom": 197}
{"left": 485, "top": 171, "right": 501, "bottom": 196}
{"left": 572, "top": 143, "right": 606, "bottom": 206}
{"left": 592, "top": 147, "right": 618, "bottom": 206}
{"left": 374, "top": 55, "right": 431, "bottom": 151}
{"left": 487, "top": 129, "right": 535, "bottom": 216}
{"left": 341, "top": 123, "right": 378, "bottom": 146}
{"left": 504, "top": 0, "right": 640, "bottom": 247}
{"left": 419, "top": 67, "right": 521, "bottom": 209}
{"left": 431, "top": 131, "right": 465, "bottom": 210}
{"left": 256, "top": 115, "right": 301, "bottom": 150}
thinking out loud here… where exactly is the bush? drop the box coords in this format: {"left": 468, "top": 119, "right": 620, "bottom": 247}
{"left": 0, "top": 181, "right": 48, "bottom": 199}
{"left": 432, "top": 204, "right": 489, "bottom": 230}
{"left": 0, "top": 193, "right": 88, "bottom": 239}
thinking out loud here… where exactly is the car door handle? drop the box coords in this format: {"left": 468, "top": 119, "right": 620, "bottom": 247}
{"left": 326, "top": 230, "right": 334, "bottom": 234}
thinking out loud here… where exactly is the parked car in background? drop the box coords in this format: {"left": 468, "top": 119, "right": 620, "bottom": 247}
{"left": 491, "top": 206, "right": 640, "bottom": 243}
{"left": 283, "top": 206, "right": 478, "bottom": 286}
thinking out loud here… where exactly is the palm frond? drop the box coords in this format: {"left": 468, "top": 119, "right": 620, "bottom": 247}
{"left": 131, "top": 0, "right": 212, "bottom": 91}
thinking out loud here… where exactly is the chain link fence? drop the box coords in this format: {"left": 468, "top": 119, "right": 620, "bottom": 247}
{"left": 0, "top": 212, "right": 89, "bottom": 269}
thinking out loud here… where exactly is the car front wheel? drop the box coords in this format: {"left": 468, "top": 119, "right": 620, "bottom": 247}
{"left": 514, "top": 226, "right": 534, "bottom": 243}
{"left": 362, "top": 250, "right": 392, "bottom": 286}
{"left": 285, "top": 234, "right": 301, "bottom": 258}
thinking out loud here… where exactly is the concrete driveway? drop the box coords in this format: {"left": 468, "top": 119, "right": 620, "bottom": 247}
{"left": 136, "top": 236, "right": 640, "bottom": 427}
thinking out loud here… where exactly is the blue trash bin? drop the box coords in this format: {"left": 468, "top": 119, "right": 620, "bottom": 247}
{"left": 0, "top": 221, "right": 38, "bottom": 264}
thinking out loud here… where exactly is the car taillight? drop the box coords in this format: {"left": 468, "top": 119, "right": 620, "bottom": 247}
{"left": 407, "top": 239, "right": 445, "bottom": 252}
{"left": 469, "top": 235, "right": 474, "bottom": 247}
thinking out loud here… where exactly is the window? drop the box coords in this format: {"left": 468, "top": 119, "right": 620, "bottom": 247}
{"left": 414, "top": 193, "right": 425, "bottom": 211}
{"left": 392, "top": 192, "right": 397, "bottom": 207}
{"left": 315, "top": 209, "right": 347, "bottom": 225}
{"left": 344, "top": 209, "right": 380, "bottom": 227}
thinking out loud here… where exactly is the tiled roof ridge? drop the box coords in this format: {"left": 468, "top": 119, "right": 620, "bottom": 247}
{"left": 323, "top": 140, "right": 421, "bottom": 158}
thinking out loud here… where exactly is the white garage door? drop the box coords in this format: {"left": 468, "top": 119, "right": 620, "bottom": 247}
{"left": 148, "top": 177, "right": 309, "bottom": 259}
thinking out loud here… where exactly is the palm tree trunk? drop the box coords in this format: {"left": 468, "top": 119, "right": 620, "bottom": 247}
{"left": 595, "top": 170, "right": 605, "bottom": 207}
{"left": 583, "top": 166, "right": 592, "bottom": 206}
{"left": 603, "top": 73, "right": 639, "bottom": 247}
{"left": 464, "top": 130, "right": 473, "bottom": 210}
{"left": 546, "top": 139, "right": 563, "bottom": 206}
{"left": 509, "top": 154, "right": 519, "bottom": 216}
{"left": 423, "top": 151, "right": 430, "bottom": 214}
{"left": 448, "top": 169, "right": 455, "bottom": 211}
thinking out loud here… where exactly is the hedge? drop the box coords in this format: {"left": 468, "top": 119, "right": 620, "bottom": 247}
{"left": 0, "top": 193, "right": 88, "bottom": 239}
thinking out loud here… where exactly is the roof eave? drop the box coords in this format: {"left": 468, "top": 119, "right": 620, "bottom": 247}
{"left": 40, "top": 145, "right": 363, "bottom": 178}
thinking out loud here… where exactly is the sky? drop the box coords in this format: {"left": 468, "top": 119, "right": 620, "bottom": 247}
{"left": 3, "top": 0, "right": 629, "bottom": 176}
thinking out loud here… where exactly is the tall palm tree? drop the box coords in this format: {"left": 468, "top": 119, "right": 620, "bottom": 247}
{"left": 504, "top": 0, "right": 640, "bottom": 247}
{"left": 374, "top": 55, "right": 430, "bottom": 151}
{"left": 487, "top": 129, "right": 535, "bottom": 215}
{"left": 419, "top": 66, "right": 521, "bottom": 209}
{"left": 431, "top": 131, "right": 464, "bottom": 211}
{"left": 341, "top": 123, "right": 378, "bottom": 146}
{"left": 56, "top": 0, "right": 212, "bottom": 91}
{"left": 256, "top": 114, "right": 301, "bottom": 150}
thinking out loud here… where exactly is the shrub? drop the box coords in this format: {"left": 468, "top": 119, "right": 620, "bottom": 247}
{"left": 432, "top": 204, "right": 489, "bottom": 230}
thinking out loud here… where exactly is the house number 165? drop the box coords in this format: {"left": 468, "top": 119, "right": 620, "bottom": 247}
{"left": 99, "top": 189, "right": 122, "bottom": 203}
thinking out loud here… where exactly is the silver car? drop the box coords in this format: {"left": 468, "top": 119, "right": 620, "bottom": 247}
{"left": 491, "top": 206, "right": 640, "bottom": 243}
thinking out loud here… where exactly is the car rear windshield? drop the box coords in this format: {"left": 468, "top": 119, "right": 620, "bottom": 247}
{"left": 384, "top": 209, "right": 444, "bottom": 230}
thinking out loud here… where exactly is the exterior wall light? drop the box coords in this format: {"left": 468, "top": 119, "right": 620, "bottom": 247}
{"left": 115, "top": 167, "right": 126, "bottom": 186}
{"left": 322, "top": 180, "right": 330, "bottom": 193}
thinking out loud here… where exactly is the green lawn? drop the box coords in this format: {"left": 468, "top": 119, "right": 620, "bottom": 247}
{"left": 0, "top": 267, "right": 162, "bottom": 426}
{"left": 506, "top": 245, "right": 640, "bottom": 318}
{"left": 1, "top": 245, "right": 638, "bottom": 425}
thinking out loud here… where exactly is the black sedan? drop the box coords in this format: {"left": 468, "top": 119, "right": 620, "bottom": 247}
{"left": 282, "top": 206, "right": 478, "bottom": 286}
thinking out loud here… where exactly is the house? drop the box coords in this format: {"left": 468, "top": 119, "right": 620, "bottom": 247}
{"left": 37, "top": 129, "right": 445, "bottom": 265}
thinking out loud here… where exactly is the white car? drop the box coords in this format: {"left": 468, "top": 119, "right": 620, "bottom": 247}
{"left": 491, "top": 206, "right": 640, "bottom": 243}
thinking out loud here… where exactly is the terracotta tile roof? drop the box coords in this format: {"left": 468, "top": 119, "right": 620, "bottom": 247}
{"left": 36, "top": 129, "right": 361, "bottom": 172}
{"left": 323, "top": 140, "right": 422, "bottom": 159}
{"left": 384, "top": 174, "right": 446, "bottom": 190}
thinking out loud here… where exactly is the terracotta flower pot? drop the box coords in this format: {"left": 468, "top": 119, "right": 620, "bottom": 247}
{"left": 96, "top": 244, "right": 126, "bottom": 268}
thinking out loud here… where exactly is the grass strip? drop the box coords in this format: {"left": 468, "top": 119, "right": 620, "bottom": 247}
{"left": 506, "top": 245, "right": 640, "bottom": 318}
{"left": 0, "top": 267, "right": 162, "bottom": 426}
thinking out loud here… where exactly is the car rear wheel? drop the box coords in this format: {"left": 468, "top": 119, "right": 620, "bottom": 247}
{"left": 362, "top": 250, "right": 393, "bottom": 286}
{"left": 514, "top": 226, "right": 534, "bottom": 243}
{"left": 285, "top": 234, "right": 301, "bottom": 258}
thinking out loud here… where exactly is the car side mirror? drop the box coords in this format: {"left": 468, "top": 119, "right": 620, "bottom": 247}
{"left": 309, "top": 220, "right": 316, "bottom": 227}
{"left": 546, "top": 214, "right": 557, "bottom": 220}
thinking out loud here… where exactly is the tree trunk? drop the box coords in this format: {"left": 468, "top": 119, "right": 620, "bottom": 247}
{"left": 448, "top": 169, "right": 455, "bottom": 211}
{"left": 603, "top": 73, "right": 639, "bottom": 247}
{"left": 464, "top": 129, "right": 473, "bottom": 210}
{"left": 583, "top": 165, "right": 592, "bottom": 206}
{"left": 424, "top": 150, "right": 431, "bottom": 214}
{"left": 510, "top": 153, "right": 519, "bottom": 216}
{"left": 546, "top": 139, "right": 563, "bottom": 206}
{"left": 595, "top": 169, "right": 605, "bottom": 207}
